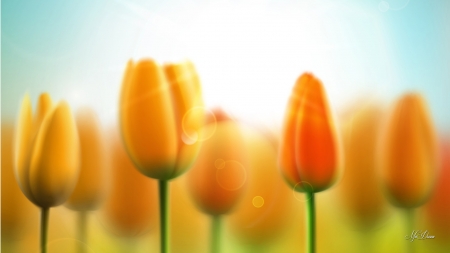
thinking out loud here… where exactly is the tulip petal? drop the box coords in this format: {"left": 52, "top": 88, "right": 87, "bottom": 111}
{"left": 120, "top": 59, "right": 178, "bottom": 180}
{"left": 14, "top": 94, "right": 39, "bottom": 204}
{"left": 278, "top": 74, "right": 310, "bottom": 189}
{"left": 295, "top": 75, "right": 338, "bottom": 192}
{"left": 165, "top": 62, "right": 204, "bottom": 179}
{"left": 33, "top": 93, "right": 53, "bottom": 138}
{"left": 29, "top": 102, "right": 80, "bottom": 207}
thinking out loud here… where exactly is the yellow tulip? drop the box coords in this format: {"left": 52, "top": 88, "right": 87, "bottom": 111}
{"left": 66, "top": 108, "right": 107, "bottom": 211}
{"left": 119, "top": 59, "right": 204, "bottom": 253}
{"left": 119, "top": 59, "right": 203, "bottom": 180}
{"left": 15, "top": 93, "right": 80, "bottom": 208}
{"left": 379, "top": 93, "right": 438, "bottom": 208}
{"left": 14, "top": 93, "right": 80, "bottom": 253}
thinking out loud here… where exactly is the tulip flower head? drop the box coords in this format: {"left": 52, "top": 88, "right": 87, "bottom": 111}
{"left": 279, "top": 73, "right": 340, "bottom": 193}
{"left": 379, "top": 93, "right": 438, "bottom": 208}
{"left": 66, "top": 108, "right": 107, "bottom": 211}
{"left": 14, "top": 93, "right": 80, "bottom": 208}
{"left": 119, "top": 59, "right": 204, "bottom": 180}
{"left": 338, "top": 101, "right": 390, "bottom": 229}
{"left": 187, "top": 109, "right": 249, "bottom": 216}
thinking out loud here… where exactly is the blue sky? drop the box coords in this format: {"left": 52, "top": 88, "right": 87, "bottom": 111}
{"left": 2, "top": 0, "right": 449, "bottom": 131}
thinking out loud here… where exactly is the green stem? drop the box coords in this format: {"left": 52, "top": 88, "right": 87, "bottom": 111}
{"left": 406, "top": 209, "right": 415, "bottom": 253}
{"left": 159, "top": 180, "right": 169, "bottom": 253}
{"left": 305, "top": 191, "right": 315, "bottom": 253}
{"left": 78, "top": 211, "right": 88, "bottom": 253}
{"left": 41, "top": 207, "right": 50, "bottom": 253}
{"left": 211, "top": 215, "right": 221, "bottom": 253}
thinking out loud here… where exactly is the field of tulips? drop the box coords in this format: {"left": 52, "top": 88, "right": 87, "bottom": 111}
{"left": 2, "top": 1, "right": 450, "bottom": 253}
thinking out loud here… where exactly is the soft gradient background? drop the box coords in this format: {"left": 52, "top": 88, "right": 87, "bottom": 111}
{"left": 2, "top": 0, "right": 449, "bottom": 129}
{"left": 2, "top": 1, "right": 450, "bottom": 253}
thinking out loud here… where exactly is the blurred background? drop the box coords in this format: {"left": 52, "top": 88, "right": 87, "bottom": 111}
{"left": 2, "top": 0, "right": 450, "bottom": 252}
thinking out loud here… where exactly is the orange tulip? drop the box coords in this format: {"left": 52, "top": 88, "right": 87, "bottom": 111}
{"left": 187, "top": 109, "right": 248, "bottom": 253}
{"left": 102, "top": 129, "right": 158, "bottom": 237}
{"left": 278, "top": 73, "right": 339, "bottom": 253}
{"left": 229, "top": 127, "right": 293, "bottom": 245}
{"left": 425, "top": 138, "right": 450, "bottom": 241}
{"left": 119, "top": 59, "right": 203, "bottom": 180}
{"left": 337, "top": 101, "right": 390, "bottom": 229}
{"left": 279, "top": 73, "right": 340, "bottom": 193}
{"left": 187, "top": 109, "right": 249, "bottom": 216}
{"left": 66, "top": 108, "right": 107, "bottom": 211}
{"left": 379, "top": 93, "right": 438, "bottom": 208}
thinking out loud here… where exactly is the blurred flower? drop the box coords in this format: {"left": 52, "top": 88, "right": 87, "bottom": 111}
{"left": 66, "top": 108, "right": 107, "bottom": 211}
{"left": 2, "top": 122, "right": 39, "bottom": 240}
{"left": 14, "top": 93, "right": 80, "bottom": 208}
{"left": 379, "top": 93, "right": 438, "bottom": 208}
{"left": 279, "top": 73, "right": 340, "bottom": 193}
{"left": 425, "top": 137, "right": 450, "bottom": 240}
{"left": 102, "top": 128, "right": 158, "bottom": 237}
{"left": 187, "top": 109, "right": 248, "bottom": 216}
{"left": 229, "top": 126, "right": 293, "bottom": 244}
{"left": 119, "top": 59, "right": 203, "bottom": 180}
{"left": 336, "top": 101, "right": 390, "bottom": 229}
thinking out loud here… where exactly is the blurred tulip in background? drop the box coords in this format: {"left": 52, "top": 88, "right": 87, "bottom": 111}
{"left": 187, "top": 109, "right": 248, "bottom": 253}
{"left": 379, "top": 93, "right": 438, "bottom": 253}
{"left": 337, "top": 100, "right": 390, "bottom": 230}
{"left": 229, "top": 126, "right": 293, "bottom": 250}
{"left": 65, "top": 108, "right": 108, "bottom": 252}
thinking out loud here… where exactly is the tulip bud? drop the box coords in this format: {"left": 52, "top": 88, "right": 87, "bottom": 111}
{"left": 187, "top": 109, "right": 249, "bottom": 216}
{"left": 120, "top": 59, "right": 178, "bottom": 180}
{"left": 279, "top": 73, "right": 340, "bottom": 193}
{"left": 14, "top": 93, "right": 80, "bottom": 208}
{"left": 102, "top": 129, "right": 159, "bottom": 237}
{"left": 379, "top": 93, "right": 438, "bottom": 208}
{"left": 337, "top": 101, "right": 389, "bottom": 229}
{"left": 65, "top": 108, "right": 107, "bottom": 211}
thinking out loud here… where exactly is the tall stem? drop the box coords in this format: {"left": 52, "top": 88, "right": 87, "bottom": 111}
{"left": 405, "top": 209, "right": 415, "bottom": 253}
{"left": 210, "top": 215, "right": 221, "bottom": 253}
{"left": 305, "top": 191, "right": 316, "bottom": 253}
{"left": 41, "top": 207, "right": 50, "bottom": 253}
{"left": 78, "top": 211, "right": 88, "bottom": 253}
{"left": 159, "top": 180, "right": 169, "bottom": 253}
